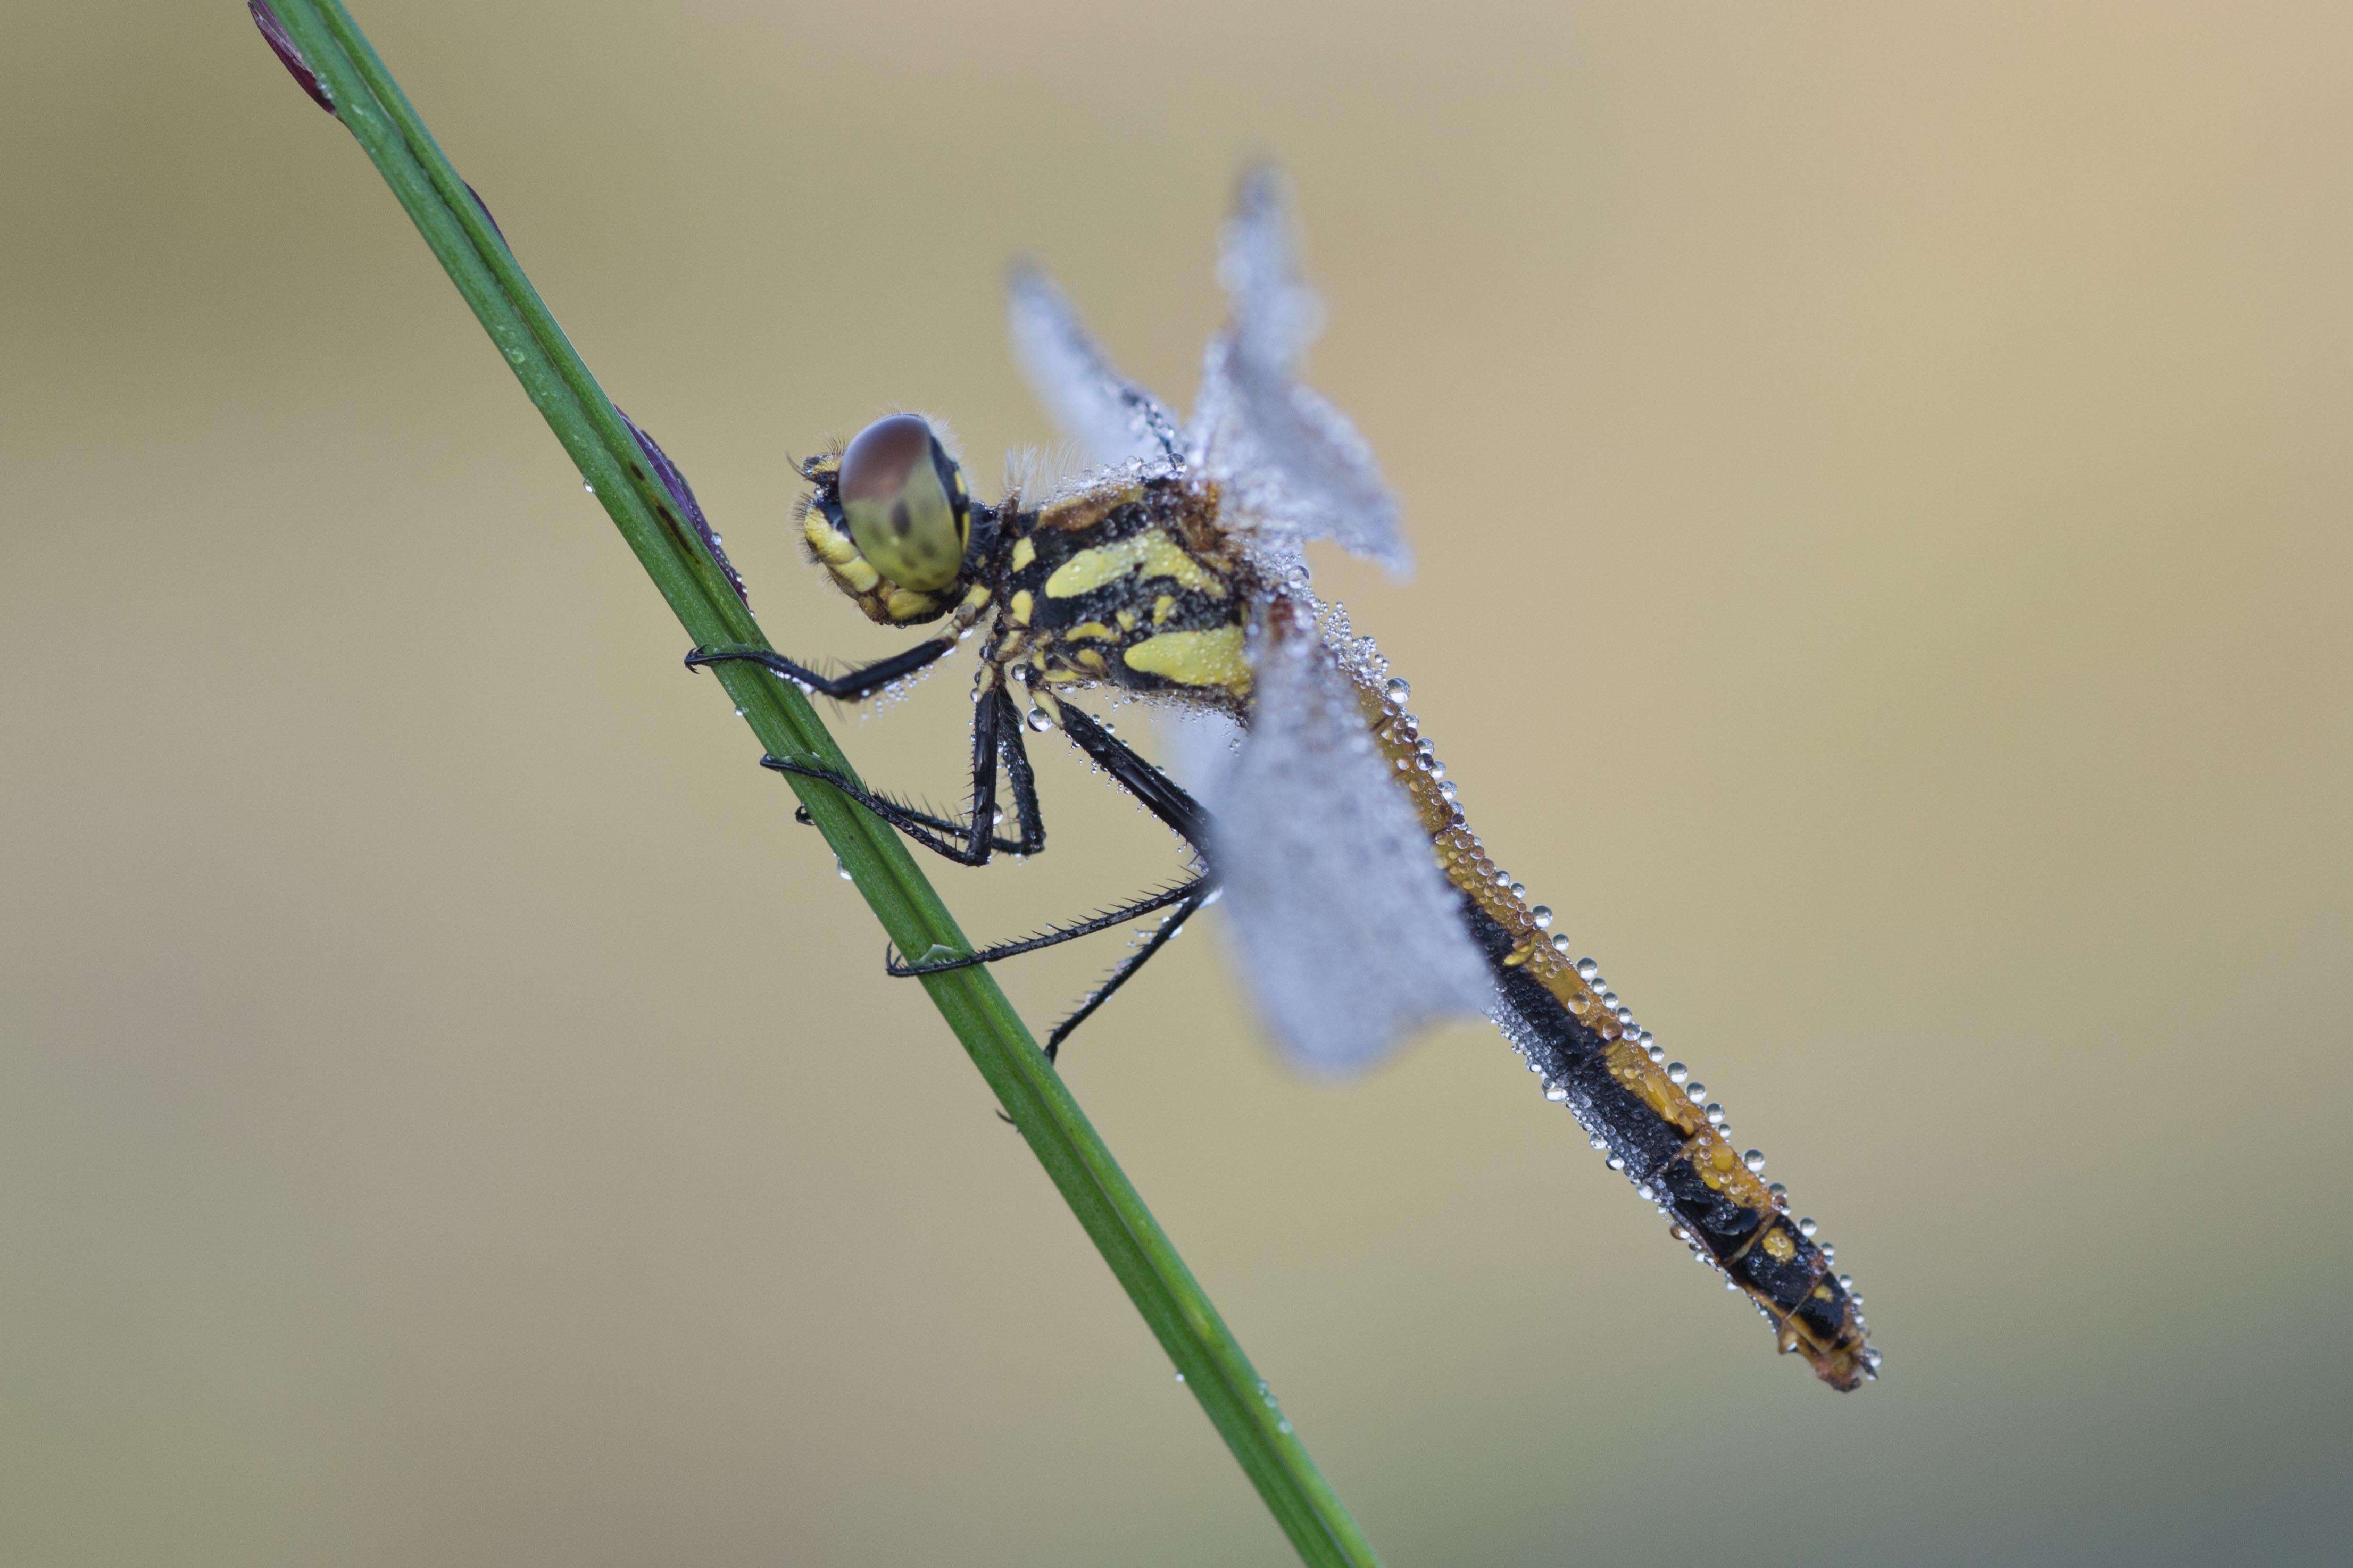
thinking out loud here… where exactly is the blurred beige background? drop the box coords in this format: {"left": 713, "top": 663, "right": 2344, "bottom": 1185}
{"left": 5, "top": 3, "right": 2350, "bottom": 1563}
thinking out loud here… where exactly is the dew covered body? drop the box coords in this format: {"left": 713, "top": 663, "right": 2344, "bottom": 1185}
{"left": 727, "top": 167, "right": 1876, "bottom": 1389}
{"left": 1344, "top": 666, "right": 1876, "bottom": 1389}
{"left": 802, "top": 453, "right": 1262, "bottom": 719}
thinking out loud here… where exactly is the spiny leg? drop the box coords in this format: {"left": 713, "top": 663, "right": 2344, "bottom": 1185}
{"left": 883, "top": 698, "right": 1212, "bottom": 974}
{"left": 686, "top": 637, "right": 955, "bottom": 702}
{"left": 693, "top": 632, "right": 1041, "bottom": 865}
{"left": 777, "top": 704, "right": 1044, "bottom": 856}
{"left": 693, "top": 636, "right": 1026, "bottom": 856}
{"left": 1026, "top": 704, "right": 1223, "bottom": 1053}
{"left": 1044, "top": 882, "right": 1213, "bottom": 1062}
{"left": 763, "top": 682, "right": 1048, "bottom": 864}
{"left": 895, "top": 699, "right": 1221, "bottom": 1056}
{"left": 885, "top": 875, "right": 1209, "bottom": 976}
{"left": 1053, "top": 703, "right": 1212, "bottom": 856}
{"left": 778, "top": 710, "right": 1047, "bottom": 860}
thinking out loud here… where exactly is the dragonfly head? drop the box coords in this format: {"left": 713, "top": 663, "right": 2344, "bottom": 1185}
{"left": 796, "top": 414, "right": 978, "bottom": 626}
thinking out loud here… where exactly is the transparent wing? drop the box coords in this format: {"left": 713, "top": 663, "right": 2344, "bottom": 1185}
{"left": 1194, "top": 607, "right": 1491, "bottom": 1072}
{"left": 1006, "top": 262, "right": 1187, "bottom": 475}
{"left": 1187, "top": 166, "right": 1411, "bottom": 576}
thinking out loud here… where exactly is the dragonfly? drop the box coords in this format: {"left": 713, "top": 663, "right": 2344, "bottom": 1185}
{"left": 683, "top": 168, "right": 1877, "bottom": 1390}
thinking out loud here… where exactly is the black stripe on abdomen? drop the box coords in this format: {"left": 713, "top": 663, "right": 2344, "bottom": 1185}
{"left": 1458, "top": 896, "right": 1866, "bottom": 1383}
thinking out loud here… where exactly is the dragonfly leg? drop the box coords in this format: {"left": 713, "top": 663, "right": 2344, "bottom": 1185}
{"left": 686, "top": 637, "right": 956, "bottom": 702}
{"left": 1052, "top": 703, "right": 1212, "bottom": 857}
{"left": 721, "top": 675, "right": 1037, "bottom": 866}
{"left": 901, "top": 700, "right": 1221, "bottom": 1057}
{"left": 885, "top": 875, "right": 1209, "bottom": 977}
{"left": 1043, "top": 881, "right": 1214, "bottom": 1061}
{"left": 781, "top": 710, "right": 1046, "bottom": 854}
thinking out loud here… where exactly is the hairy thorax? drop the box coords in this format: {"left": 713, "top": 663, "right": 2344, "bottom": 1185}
{"left": 984, "top": 476, "right": 1258, "bottom": 716}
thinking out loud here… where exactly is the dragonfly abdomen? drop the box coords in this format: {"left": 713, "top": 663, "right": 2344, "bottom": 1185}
{"left": 1348, "top": 665, "right": 1878, "bottom": 1389}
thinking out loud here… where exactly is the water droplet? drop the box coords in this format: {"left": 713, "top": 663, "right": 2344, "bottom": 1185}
{"left": 1606, "top": 1155, "right": 1625, "bottom": 1171}
{"left": 1821, "top": 1243, "right": 1837, "bottom": 1263}
{"left": 1531, "top": 905, "right": 1554, "bottom": 930}
{"left": 1493, "top": 869, "right": 1512, "bottom": 887}
{"left": 1588, "top": 1134, "right": 1606, "bottom": 1150}
{"left": 1684, "top": 1082, "right": 1707, "bottom": 1104}
{"left": 1550, "top": 932, "right": 1572, "bottom": 953}
{"left": 1705, "top": 1103, "right": 1725, "bottom": 1125}
{"left": 1837, "top": 1273, "right": 1855, "bottom": 1290}
{"left": 1383, "top": 677, "right": 1409, "bottom": 705}
{"left": 1742, "top": 1149, "right": 1766, "bottom": 1172}
{"left": 1798, "top": 1217, "right": 1818, "bottom": 1238}
{"left": 1428, "top": 760, "right": 1446, "bottom": 780}
{"left": 1646, "top": 1044, "right": 1666, "bottom": 1063}
{"left": 1576, "top": 958, "right": 1600, "bottom": 981}
{"left": 1437, "top": 780, "right": 1459, "bottom": 802}
{"left": 1666, "top": 1062, "right": 1690, "bottom": 1085}
{"left": 1174, "top": 1371, "right": 1186, "bottom": 1383}
{"left": 835, "top": 860, "right": 852, "bottom": 881}
{"left": 1766, "top": 1182, "right": 1787, "bottom": 1201}
{"left": 1026, "top": 708, "right": 1053, "bottom": 732}
{"left": 1543, "top": 1083, "right": 1568, "bottom": 1102}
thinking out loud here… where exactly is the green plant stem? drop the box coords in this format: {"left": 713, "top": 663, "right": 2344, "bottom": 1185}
{"left": 256, "top": 4, "right": 1383, "bottom": 1563}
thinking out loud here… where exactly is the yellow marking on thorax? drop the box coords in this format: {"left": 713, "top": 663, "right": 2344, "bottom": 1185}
{"left": 1122, "top": 627, "right": 1252, "bottom": 691}
{"left": 1151, "top": 595, "right": 1176, "bottom": 625}
{"left": 1010, "top": 590, "right": 1034, "bottom": 625}
{"left": 1064, "top": 621, "right": 1116, "bottom": 641}
{"left": 1044, "top": 530, "right": 1227, "bottom": 600}
{"left": 1010, "top": 536, "right": 1037, "bottom": 572}
{"left": 1116, "top": 608, "right": 1138, "bottom": 631}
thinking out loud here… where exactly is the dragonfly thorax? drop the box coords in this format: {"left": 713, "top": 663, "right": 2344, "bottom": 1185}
{"left": 982, "top": 474, "right": 1257, "bottom": 717}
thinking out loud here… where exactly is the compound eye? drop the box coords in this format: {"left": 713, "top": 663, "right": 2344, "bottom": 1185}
{"left": 837, "top": 414, "right": 968, "bottom": 592}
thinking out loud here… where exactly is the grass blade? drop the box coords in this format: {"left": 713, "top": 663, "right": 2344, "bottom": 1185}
{"left": 252, "top": 4, "right": 1383, "bottom": 1562}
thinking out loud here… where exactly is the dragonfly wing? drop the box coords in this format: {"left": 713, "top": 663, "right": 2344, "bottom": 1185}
{"left": 1187, "top": 166, "right": 1411, "bottom": 576}
{"left": 1007, "top": 262, "right": 1187, "bottom": 475}
{"left": 1197, "top": 610, "right": 1492, "bottom": 1072}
